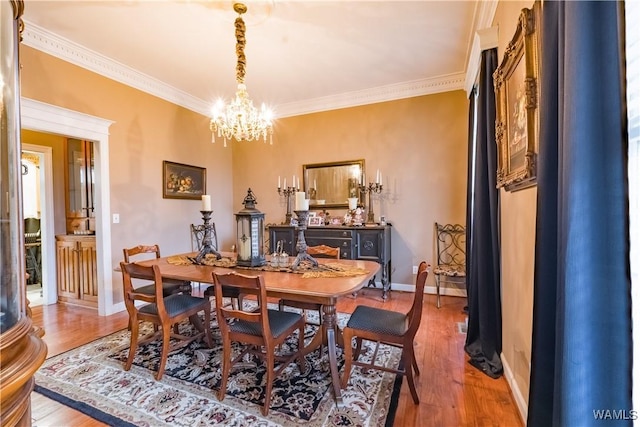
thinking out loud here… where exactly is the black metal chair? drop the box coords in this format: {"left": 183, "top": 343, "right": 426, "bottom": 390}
{"left": 341, "top": 261, "right": 429, "bottom": 404}
{"left": 433, "top": 223, "right": 466, "bottom": 308}
{"left": 191, "top": 222, "right": 243, "bottom": 309}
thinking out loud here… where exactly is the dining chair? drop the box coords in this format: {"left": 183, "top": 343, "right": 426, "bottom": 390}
{"left": 123, "top": 244, "right": 193, "bottom": 332}
{"left": 120, "top": 262, "right": 213, "bottom": 380}
{"left": 212, "top": 271, "right": 306, "bottom": 416}
{"left": 123, "top": 244, "right": 193, "bottom": 296}
{"left": 341, "top": 261, "right": 429, "bottom": 404}
{"left": 433, "top": 223, "right": 466, "bottom": 308}
{"left": 278, "top": 244, "right": 340, "bottom": 326}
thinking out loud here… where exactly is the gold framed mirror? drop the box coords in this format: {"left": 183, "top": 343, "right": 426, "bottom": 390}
{"left": 303, "top": 159, "right": 365, "bottom": 209}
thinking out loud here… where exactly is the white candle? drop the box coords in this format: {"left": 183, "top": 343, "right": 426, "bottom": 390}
{"left": 278, "top": 175, "right": 281, "bottom": 188}
{"left": 301, "top": 199, "right": 310, "bottom": 210}
{"left": 201, "top": 195, "right": 211, "bottom": 211}
{"left": 348, "top": 197, "right": 358, "bottom": 210}
{"left": 293, "top": 175, "right": 295, "bottom": 188}
{"left": 297, "top": 177, "right": 300, "bottom": 190}
{"left": 284, "top": 177, "right": 287, "bottom": 188}
{"left": 295, "top": 191, "right": 306, "bottom": 210}
{"left": 314, "top": 179, "right": 317, "bottom": 189}
{"left": 379, "top": 171, "right": 382, "bottom": 184}
{"left": 376, "top": 169, "right": 380, "bottom": 184}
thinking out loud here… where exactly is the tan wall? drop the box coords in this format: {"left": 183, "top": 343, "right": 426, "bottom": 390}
{"left": 231, "top": 93, "right": 469, "bottom": 286}
{"left": 19, "top": 45, "right": 469, "bottom": 299}
{"left": 494, "top": 0, "right": 536, "bottom": 416}
{"left": 19, "top": 45, "right": 235, "bottom": 305}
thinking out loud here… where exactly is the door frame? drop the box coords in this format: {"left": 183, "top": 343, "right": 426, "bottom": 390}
{"left": 21, "top": 98, "right": 117, "bottom": 316}
{"left": 22, "top": 144, "right": 55, "bottom": 305}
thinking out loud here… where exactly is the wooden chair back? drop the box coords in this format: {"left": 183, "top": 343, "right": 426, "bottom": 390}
{"left": 406, "top": 261, "right": 429, "bottom": 337}
{"left": 123, "top": 244, "right": 162, "bottom": 262}
{"left": 212, "top": 271, "right": 272, "bottom": 341}
{"left": 307, "top": 244, "right": 340, "bottom": 259}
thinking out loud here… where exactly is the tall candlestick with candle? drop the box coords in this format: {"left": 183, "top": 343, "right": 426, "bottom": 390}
{"left": 277, "top": 176, "right": 296, "bottom": 225}
{"left": 358, "top": 174, "right": 383, "bottom": 224}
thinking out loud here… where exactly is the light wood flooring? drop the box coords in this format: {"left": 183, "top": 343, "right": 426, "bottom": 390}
{"left": 29, "top": 289, "right": 524, "bottom": 427}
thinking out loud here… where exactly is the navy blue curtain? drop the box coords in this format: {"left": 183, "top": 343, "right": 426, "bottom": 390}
{"left": 527, "top": 2, "right": 632, "bottom": 425}
{"left": 464, "top": 48, "right": 503, "bottom": 379}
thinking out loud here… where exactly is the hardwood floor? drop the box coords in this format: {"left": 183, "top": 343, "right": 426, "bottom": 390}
{"left": 29, "top": 290, "right": 524, "bottom": 427}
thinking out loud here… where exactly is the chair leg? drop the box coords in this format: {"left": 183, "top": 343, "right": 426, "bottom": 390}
{"left": 436, "top": 275, "right": 441, "bottom": 308}
{"left": 404, "top": 347, "right": 420, "bottom": 404}
{"left": 262, "top": 351, "right": 275, "bottom": 416}
{"left": 125, "top": 317, "right": 139, "bottom": 371}
{"left": 156, "top": 323, "right": 171, "bottom": 380}
{"left": 217, "top": 337, "right": 231, "bottom": 402}
{"left": 341, "top": 328, "right": 354, "bottom": 389}
{"left": 296, "top": 325, "right": 307, "bottom": 373}
{"left": 203, "top": 306, "right": 213, "bottom": 348}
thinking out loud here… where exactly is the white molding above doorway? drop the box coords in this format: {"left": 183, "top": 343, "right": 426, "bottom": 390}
{"left": 21, "top": 98, "right": 117, "bottom": 316}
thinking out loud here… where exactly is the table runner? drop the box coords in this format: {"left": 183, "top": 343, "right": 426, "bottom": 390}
{"left": 166, "top": 255, "right": 370, "bottom": 278}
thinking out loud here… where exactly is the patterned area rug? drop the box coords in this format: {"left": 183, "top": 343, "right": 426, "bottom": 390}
{"left": 34, "top": 310, "right": 402, "bottom": 426}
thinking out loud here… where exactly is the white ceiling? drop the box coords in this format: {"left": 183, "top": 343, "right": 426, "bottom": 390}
{"left": 21, "top": 1, "right": 496, "bottom": 118}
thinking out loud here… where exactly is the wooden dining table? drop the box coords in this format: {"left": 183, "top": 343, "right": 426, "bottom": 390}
{"left": 137, "top": 252, "right": 380, "bottom": 403}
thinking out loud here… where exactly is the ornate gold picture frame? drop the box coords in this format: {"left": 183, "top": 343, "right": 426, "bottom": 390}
{"left": 494, "top": 1, "right": 540, "bottom": 191}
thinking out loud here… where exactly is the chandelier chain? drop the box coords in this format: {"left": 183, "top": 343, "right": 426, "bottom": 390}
{"left": 235, "top": 16, "right": 246, "bottom": 84}
{"left": 210, "top": 2, "right": 273, "bottom": 145}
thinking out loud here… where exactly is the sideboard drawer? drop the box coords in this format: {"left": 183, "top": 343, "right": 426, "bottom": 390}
{"left": 304, "top": 237, "right": 354, "bottom": 259}
{"left": 305, "top": 228, "right": 353, "bottom": 239}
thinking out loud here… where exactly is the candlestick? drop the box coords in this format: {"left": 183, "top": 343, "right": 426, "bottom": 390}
{"left": 201, "top": 194, "right": 211, "bottom": 211}
{"left": 358, "top": 181, "right": 383, "bottom": 224}
{"left": 291, "top": 210, "right": 319, "bottom": 270}
{"left": 277, "top": 184, "right": 296, "bottom": 224}
{"left": 194, "top": 210, "right": 221, "bottom": 264}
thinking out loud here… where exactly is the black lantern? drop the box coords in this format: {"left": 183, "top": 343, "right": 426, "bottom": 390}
{"left": 235, "top": 188, "right": 266, "bottom": 267}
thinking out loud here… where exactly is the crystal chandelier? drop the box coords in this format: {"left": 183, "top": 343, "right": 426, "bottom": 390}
{"left": 210, "top": 3, "right": 273, "bottom": 147}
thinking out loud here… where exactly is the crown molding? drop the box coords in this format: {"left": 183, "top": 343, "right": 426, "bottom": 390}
{"left": 22, "top": 20, "right": 465, "bottom": 119}
{"left": 464, "top": 0, "right": 498, "bottom": 96}
{"left": 275, "top": 73, "right": 466, "bottom": 118}
{"left": 22, "top": 21, "right": 212, "bottom": 116}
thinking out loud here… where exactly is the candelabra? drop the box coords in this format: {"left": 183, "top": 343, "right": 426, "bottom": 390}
{"left": 277, "top": 186, "right": 296, "bottom": 225}
{"left": 194, "top": 210, "right": 221, "bottom": 264}
{"left": 359, "top": 182, "right": 383, "bottom": 224}
{"left": 291, "top": 210, "right": 318, "bottom": 269}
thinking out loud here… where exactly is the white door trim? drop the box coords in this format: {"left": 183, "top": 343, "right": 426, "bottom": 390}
{"left": 21, "top": 98, "right": 117, "bottom": 316}
{"left": 22, "top": 144, "right": 55, "bottom": 305}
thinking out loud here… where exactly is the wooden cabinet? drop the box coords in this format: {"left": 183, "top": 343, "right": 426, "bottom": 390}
{"left": 268, "top": 224, "right": 392, "bottom": 299}
{"left": 56, "top": 235, "right": 98, "bottom": 308}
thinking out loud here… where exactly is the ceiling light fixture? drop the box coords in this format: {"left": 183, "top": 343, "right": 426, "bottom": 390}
{"left": 210, "top": 2, "right": 273, "bottom": 147}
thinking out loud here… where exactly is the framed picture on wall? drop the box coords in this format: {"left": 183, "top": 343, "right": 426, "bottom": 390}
{"left": 494, "top": 0, "right": 540, "bottom": 191}
{"left": 162, "top": 161, "right": 206, "bottom": 199}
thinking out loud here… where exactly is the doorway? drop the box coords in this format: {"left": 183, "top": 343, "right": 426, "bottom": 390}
{"left": 21, "top": 147, "right": 51, "bottom": 306}
{"left": 21, "top": 98, "right": 117, "bottom": 316}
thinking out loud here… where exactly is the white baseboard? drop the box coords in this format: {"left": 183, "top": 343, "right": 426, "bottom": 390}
{"left": 387, "top": 282, "right": 467, "bottom": 298}
{"left": 501, "top": 353, "right": 528, "bottom": 424}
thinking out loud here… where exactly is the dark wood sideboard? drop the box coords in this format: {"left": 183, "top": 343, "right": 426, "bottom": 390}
{"left": 268, "top": 224, "right": 392, "bottom": 299}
